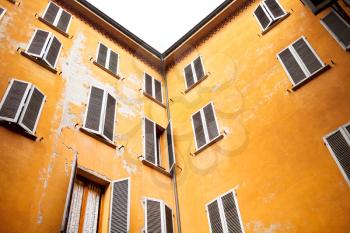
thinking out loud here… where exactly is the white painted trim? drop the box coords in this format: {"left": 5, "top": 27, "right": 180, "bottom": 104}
{"left": 43, "top": 35, "right": 63, "bottom": 69}
{"left": 190, "top": 109, "right": 201, "bottom": 150}
{"left": 42, "top": 1, "right": 58, "bottom": 23}
{"left": 143, "top": 116, "right": 159, "bottom": 166}
{"left": 96, "top": 42, "right": 107, "bottom": 67}
{"left": 100, "top": 92, "right": 117, "bottom": 144}
{"left": 0, "top": 7, "right": 7, "bottom": 20}
{"left": 253, "top": 3, "right": 273, "bottom": 31}
{"left": 144, "top": 198, "right": 172, "bottom": 233}
{"left": 263, "top": 0, "right": 287, "bottom": 21}
{"left": 163, "top": 203, "right": 174, "bottom": 233}
{"left": 25, "top": 29, "right": 52, "bottom": 58}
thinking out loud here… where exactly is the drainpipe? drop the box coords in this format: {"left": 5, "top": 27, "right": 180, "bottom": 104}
{"left": 162, "top": 58, "right": 182, "bottom": 233}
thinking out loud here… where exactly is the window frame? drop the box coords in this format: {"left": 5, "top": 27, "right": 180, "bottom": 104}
{"left": 41, "top": 1, "right": 73, "bottom": 34}
{"left": 143, "top": 72, "right": 164, "bottom": 105}
{"left": 144, "top": 198, "right": 174, "bottom": 233}
{"left": 95, "top": 42, "right": 120, "bottom": 76}
{"left": 43, "top": 35, "right": 63, "bottom": 69}
{"left": 25, "top": 29, "right": 52, "bottom": 58}
{"left": 302, "top": 0, "right": 336, "bottom": 15}
{"left": 253, "top": 3, "right": 274, "bottom": 31}
{"left": 0, "top": 7, "right": 7, "bottom": 20}
{"left": 143, "top": 116, "right": 162, "bottom": 167}
{"left": 167, "top": 121, "right": 176, "bottom": 172}
{"left": 183, "top": 55, "right": 207, "bottom": 91}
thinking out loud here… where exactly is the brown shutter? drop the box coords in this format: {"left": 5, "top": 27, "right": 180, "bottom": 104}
{"left": 26, "top": 30, "right": 51, "bottom": 58}
{"left": 207, "top": 200, "right": 224, "bottom": 233}
{"left": 109, "top": 178, "right": 130, "bottom": 233}
{"left": 264, "top": 0, "right": 285, "bottom": 19}
{"left": 144, "top": 73, "right": 153, "bottom": 96}
{"left": 193, "top": 57, "right": 205, "bottom": 80}
{"left": 0, "top": 80, "right": 31, "bottom": 123}
{"left": 18, "top": 86, "right": 46, "bottom": 134}
{"left": 166, "top": 122, "right": 175, "bottom": 171}
{"left": 203, "top": 103, "right": 219, "bottom": 141}
{"left": 43, "top": 2, "right": 59, "bottom": 25}
{"left": 154, "top": 79, "right": 162, "bottom": 103}
{"left": 43, "top": 35, "right": 62, "bottom": 69}
{"left": 102, "top": 93, "right": 116, "bottom": 143}
{"left": 192, "top": 112, "right": 206, "bottom": 149}
{"left": 165, "top": 205, "right": 174, "bottom": 233}
{"left": 221, "top": 192, "right": 243, "bottom": 233}
{"left": 57, "top": 10, "right": 72, "bottom": 33}
{"left": 184, "top": 64, "right": 195, "bottom": 88}
{"left": 146, "top": 200, "right": 162, "bottom": 233}
{"left": 84, "top": 86, "right": 104, "bottom": 133}
{"left": 278, "top": 47, "right": 306, "bottom": 85}
{"left": 145, "top": 118, "right": 156, "bottom": 164}
{"left": 108, "top": 50, "right": 119, "bottom": 74}
{"left": 97, "top": 43, "right": 108, "bottom": 67}
{"left": 254, "top": 4, "right": 272, "bottom": 30}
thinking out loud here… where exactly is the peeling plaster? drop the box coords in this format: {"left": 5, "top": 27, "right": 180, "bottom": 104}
{"left": 246, "top": 221, "right": 281, "bottom": 233}
{"left": 122, "top": 160, "right": 137, "bottom": 174}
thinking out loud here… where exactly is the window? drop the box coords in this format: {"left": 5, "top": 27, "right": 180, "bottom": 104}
{"left": 144, "top": 198, "right": 174, "bottom": 233}
{"left": 0, "top": 79, "right": 46, "bottom": 136}
{"left": 94, "top": 42, "right": 120, "bottom": 78}
{"left": 40, "top": 1, "right": 72, "bottom": 35}
{"left": 302, "top": 0, "right": 336, "bottom": 14}
{"left": 323, "top": 122, "right": 350, "bottom": 187}
{"left": 183, "top": 56, "right": 207, "bottom": 92}
{"left": 82, "top": 86, "right": 117, "bottom": 145}
{"left": 321, "top": 10, "right": 350, "bottom": 50}
{"left": 24, "top": 29, "right": 63, "bottom": 70}
{"left": 206, "top": 190, "right": 244, "bottom": 233}
{"left": 0, "top": 7, "right": 6, "bottom": 20}
{"left": 143, "top": 72, "right": 163, "bottom": 105}
{"left": 277, "top": 36, "right": 327, "bottom": 89}
{"left": 191, "top": 102, "right": 222, "bottom": 153}
{"left": 253, "top": 0, "right": 288, "bottom": 33}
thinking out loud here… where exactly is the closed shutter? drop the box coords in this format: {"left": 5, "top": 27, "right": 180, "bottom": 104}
{"left": 264, "top": 0, "right": 285, "bottom": 19}
{"left": 325, "top": 130, "right": 350, "bottom": 183}
{"left": 97, "top": 43, "right": 108, "bottom": 67}
{"left": 43, "top": 35, "right": 62, "bottom": 69}
{"left": 0, "top": 80, "right": 31, "bottom": 123}
{"left": 102, "top": 93, "right": 116, "bottom": 143}
{"left": 345, "top": 125, "right": 350, "bottom": 136}
{"left": 18, "top": 86, "right": 46, "bottom": 134}
{"left": 321, "top": 11, "right": 350, "bottom": 50}
{"left": 164, "top": 205, "right": 173, "bottom": 233}
{"left": 192, "top": 112, "right": 206, "bottom": 149}
{"left": 109, "top": 178, "right": 130, "bottom": 233}
{"left": 184, "top": 64, "right": 195, "bottom": 88}
{"left": 26, "top": 29, "right": 51, "bottom": 58}
{"left": 203, "top": 103, "right": 219, "bottom": 141}
{"left": 166, "top": 122, "right": 176, "bottom": 171}
{"left": 207, "top": 200, "right": 224, "bottom": 233}
{"left": 221, "top": 192, "right": 243, "bottom": 233}
{"left": 43, "top": 2, "right": 59, "bottom": 25}
{"left": 57, "top": 10, "right": 72, "bottom": 33}
{"left": 146, "top": 200, "right": 162, "bottom": 233}
{"left": 254, "top": 4, "right": 272, "bottom": 31}
{"left": 193, "top": 56, "right": 205, "bottom": 80}
{"left": 108, "top": 50, "right": 119, "bottom": 74}
{"left": 84, "top": 86, "right": 104, "bottom": 133}
{"left": 144, "top": 73, "right": 153, "bottom": 97}
{"left": 154, "top": 79, "right": 162, "bottom": 103}
{"left": 0, "top": 8, "right": 5, "bottom": 17}
{"left": 145, "top": 118, "right": 156, "bottom": 164}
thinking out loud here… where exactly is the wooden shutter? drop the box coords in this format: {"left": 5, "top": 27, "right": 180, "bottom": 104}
{"left": 321, "top": 10, "right": 350, "bottom": 50}
{"left": 18, "top": 86, "right": 46, "bottom": 134}
{"left": 60, "top": 155, "right": 77, "bottom": 232}
{"left": 254, "top": 4, "right": 272, "bottom": 31}
{"left": 184, "top": 64, "right": 195, "bottom": 88}
{"left": 146, "top": 200, "right": 162, "bottom": 233}
{"left": 84, "top": 86, "right": 105, "bottom": 134}
{"left": 193, "top": 56, "right": 205, "bottom": 81}
{"left": 0, "top": 80, "right": 31, "bottom": 123}
{"left": 26, "top": 29, "right": 51, "bottom": 58}
{"left": 108, "top": 50, "right": 119, "bottom": 74}
{"left": 109, "top": 178, "right": 130, "bottom": 233}
{"left": 203, "top": 103, "right": 219, "bottom": 141}
{"left": 154, "top": 79, "right": 162, "bottom": 103}
{"left": 144, "top": 73, "right": 153, "bottom": 96}
{"left": 302, "top": 0, "right": 335, "bottom": 15}
{"left": 43, "top": 2, "right": 59, "bottom": 25}
{"left": 207, "top": 200, "right": 224, "bottom": 233}
{"left": 221, "top": 192, "right": 243, "bottom": 233}
{"left": 96, "top": 43, "right": 108, "bottom": 67}
{"left": 102, "top": 93, "right": 116, "bottom": 143}
{"left": 144, "top": 118, "right": 156, "bottom": 164}
{"left": 164, "top": 205, "right": 174, "bottom": 233}
{"left": 192, "top": 111, "right": 206, "bottom": 149}
{"left": 291, "top": 38, "right": 323, "bottom": 75}
{"left": 264, "top": 0, "right": 285, "bottom": 20}
{"left": 57, "top": 10, "right": 72, "bottom": 33}
{"left": 43, "top": 35, "right": 62, "bottom": 69}
{"left": 166, "top": 122, "right": 176, "bottom": 171}
{"left": 324, "top": 129, "right": 350, "bottom": 184}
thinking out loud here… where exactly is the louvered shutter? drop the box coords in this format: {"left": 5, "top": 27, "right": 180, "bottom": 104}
{"left": 184, "top": 64, "right": 195, "bottom": 88}
{"left": 18, "top": 86, "right": 46, "bottom": 134}
{"left": 43, "top": 35, "right": 62, "bottom": 69}
{"left": 278, "top": 47, "right": 307, "bottom": 85}
{"left": 26, "top": 30, "right": 51, "bottom": 58}
{"left": 192, "top": 112, "right": 206, "bottom": 149}
{"left": 102, "top": 93, "right": 116, "bottom": 143}
{"left": 146, "top": 200, "right": 162, "bottom": 233}
{"left": 57, "top": 10, "right": 72, "bottom": 33}
{"left": 84, "top": 86, "right": 104, "bottom": 133}
{"left": 144, "top": 73, "right": 153, "bottom": 97}
{"left": 325, "top": 130, "right": 350, "bottom": 183}
{"left": 109, "top": 179, "right": 130, "bottom": 233}
{"left": 221, "top": 192, "right": 243, "bottom": 233}
{"left": 166, "top": 122, "right": 175, "bottom": 171}
{"left": 345, "top": 125, "right": 350, "bottom": 136}
{"left": 0, "top": 80, "right": 31, "bottom": 123}
{"left": 0, "top": 8, "right": 5, "bottom": 16}
{"left": 43, "top": 2, "right": 59, "bottom": 25}
{"left": 193, "top": 57, "right": 205, "bottom": 81}
{"left": 203, "top": 103, "right": 219, "bottom": 141}
{"left": 254, "top": 4, "right": 272, "bottom": 31}
{"left": 292, "top": 38, "right": 323, "bottom": 75}
{"left": 108, "top": 50, "right": 119, "bottom": 74}
{"left": 164, "top": 205, "right": 173, "bottom": 233}
{"left": 145, "top": 118, "right": 156, "bottom": 164}
{"left": 321, "top": 11, "right": 350, "bottom": 50}
{"left": 154, "top": 79, "right": 162, "bottom": 103}
{"left": 60, "top": 155, "right": 77, "bottom": 232}
{"left": 264, "top": 0, "right": 285, "bottom": 19}
{"left": 97, "top": 43, "right": 108, "bottom": 67}
{"left": 207, "top": 200, "right": 224, "bottom": 233}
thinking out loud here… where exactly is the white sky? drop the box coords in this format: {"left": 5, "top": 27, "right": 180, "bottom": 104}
{"left": 87, "top": 0, "right": 226, "bottom": 53}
